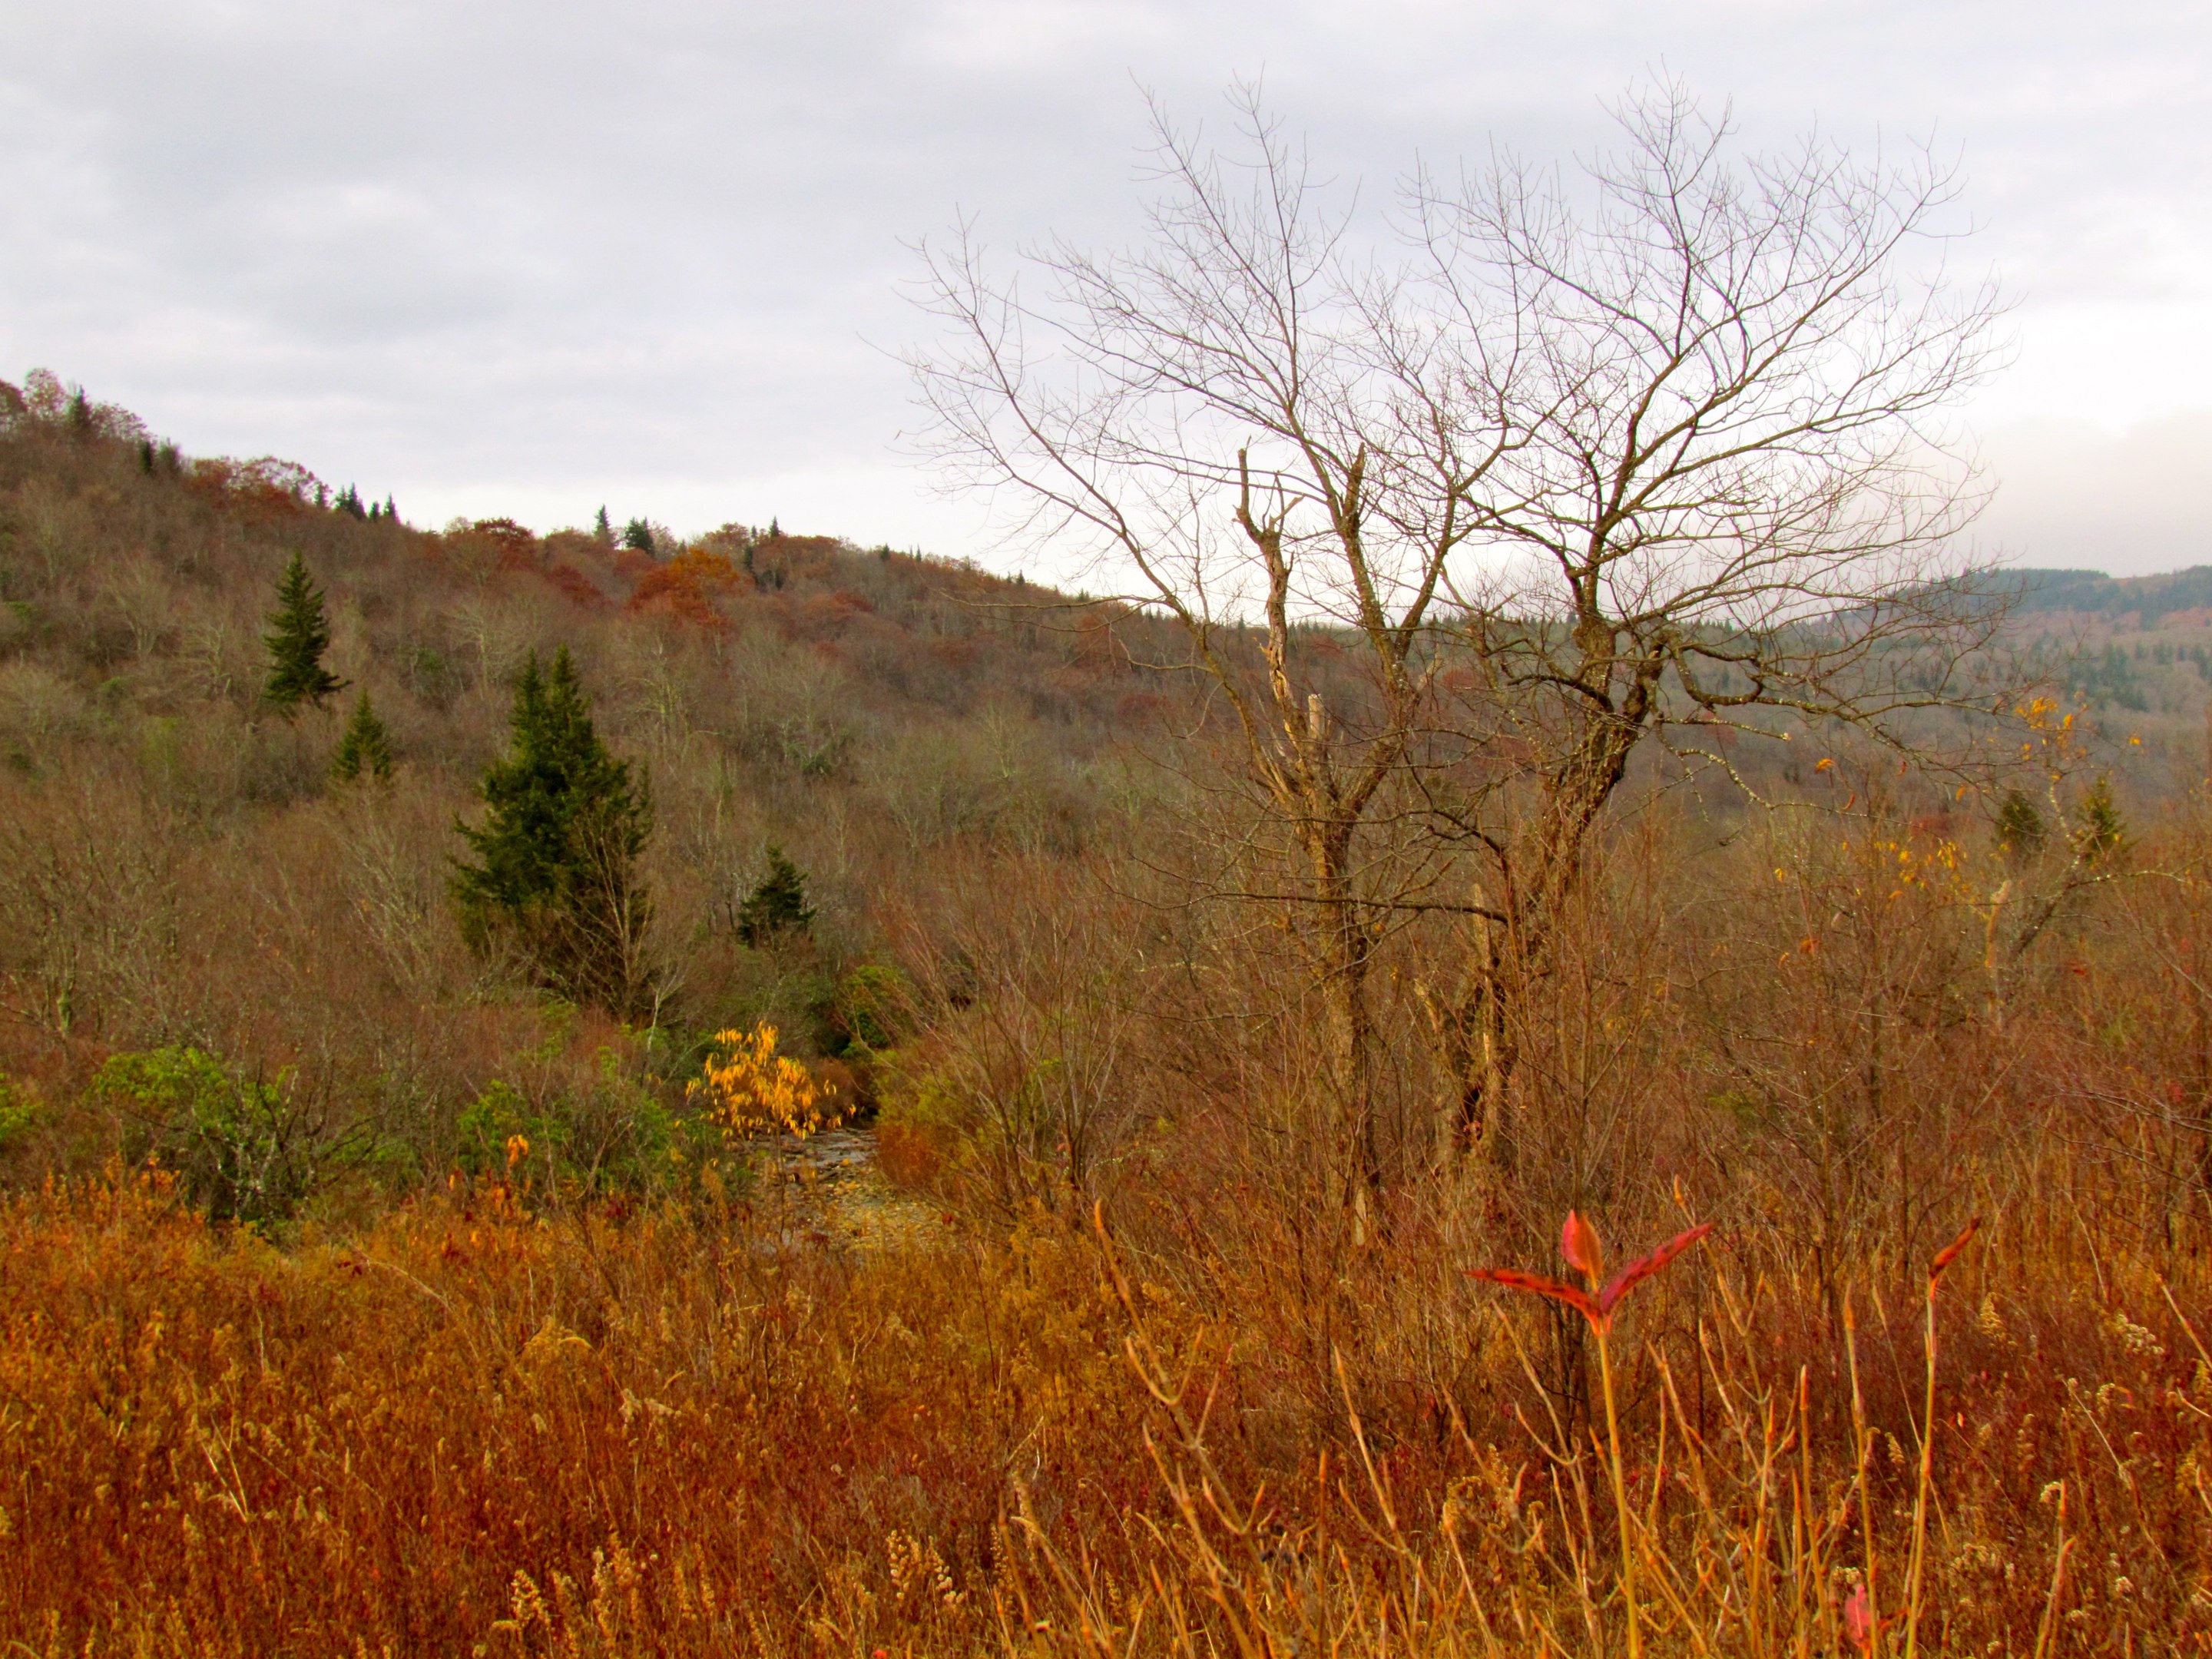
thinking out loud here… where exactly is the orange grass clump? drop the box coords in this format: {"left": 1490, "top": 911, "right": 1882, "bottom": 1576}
{"left": 5, "top": 1173, "right": 2212, "bottom": 1656}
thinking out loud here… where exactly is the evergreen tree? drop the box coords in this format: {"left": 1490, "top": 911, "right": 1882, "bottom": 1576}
{"left": 383, "top": 495, "right": 397, "bottom": 522}
{"left": 594, "top": 505, "right": 614, "bottom": 544}
{"left": 1996, "top": 789, "right": 2045, "bottom": 860}
{"left": 452, "top": 649, "right": 654, "bottom": 1012}
{"left": 330, "top": 692, "right": 395, "bottom": 783}
{"left": 737, "top": 845, "right": 815, "bottom": 947}
{"left": 262, "top": 552, "right": 346, "bottom": 710}
{"left": 2073, "top": 776, "right": 2128, "bottom": 862}
{"left": 621, "top": 518, "right": 655, "bottom": 553}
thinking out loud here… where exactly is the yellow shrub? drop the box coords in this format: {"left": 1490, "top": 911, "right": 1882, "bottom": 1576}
{"left": 687, "top": 1023, "right": 843, "bottom": 1138}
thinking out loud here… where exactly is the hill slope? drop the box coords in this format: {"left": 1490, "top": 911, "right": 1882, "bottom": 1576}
{"left": 0, "top": 374, "right": 1192, "bottom": 1184}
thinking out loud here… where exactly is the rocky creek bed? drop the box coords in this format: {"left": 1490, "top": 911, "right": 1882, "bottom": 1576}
{"left": 747, "top": 1127, "right": 945, "bottom": 1253}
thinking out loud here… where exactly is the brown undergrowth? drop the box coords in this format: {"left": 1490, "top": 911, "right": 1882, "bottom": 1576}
{"left": 4, "top": 1165, "right": 2210, "bottom": 1656}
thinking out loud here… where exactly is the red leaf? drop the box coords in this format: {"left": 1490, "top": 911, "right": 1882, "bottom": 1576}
{"left": 1597, "top": 1223, "right": 1714, "bottom": 1316}
{"left": 1465, "top": 1267, "right": 1604, "bottom": 1329}
{"left": 1560, "top": 1210, "right": 1604, "bottom": 1282}
{"left": 1929, "top": 1217, "right": 1980, "bottom": 1285}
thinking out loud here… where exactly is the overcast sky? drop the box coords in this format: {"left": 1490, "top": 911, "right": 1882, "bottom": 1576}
{"left": 1, "top": 0, "right": 2205, "bottom": 576}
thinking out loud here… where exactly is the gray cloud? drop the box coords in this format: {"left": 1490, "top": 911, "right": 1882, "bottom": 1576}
{"left": 0, "top": 0, "right": 2205, "bottom": 571}
{"left": 1976, "top": 411, "right": 2212, "bottom": 576}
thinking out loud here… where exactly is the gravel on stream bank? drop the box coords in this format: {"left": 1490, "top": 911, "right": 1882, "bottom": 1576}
{"left": 746, "top": 1128, "right": 947, "bottom": 1253}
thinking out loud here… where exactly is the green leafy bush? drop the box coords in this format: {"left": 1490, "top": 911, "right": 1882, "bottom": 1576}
{"left": 0, "top": 1076, "right": 39, "bottom": 1155}
{"left": 455, "top": 1048, "right": 704, "bottom": 1196}
{"left": 833, "top": 963, "right": 907, "bottom": 1054}
{"left": 94, "top": 1045, "right": 338, "bottom": 1224}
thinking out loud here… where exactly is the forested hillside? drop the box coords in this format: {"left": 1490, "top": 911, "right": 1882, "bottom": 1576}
{"left": 0, "top": 369, "right": 1208, "bottom": 1200}
{"left": 1989, "top": 566, "right": 2212, "bottom": 717}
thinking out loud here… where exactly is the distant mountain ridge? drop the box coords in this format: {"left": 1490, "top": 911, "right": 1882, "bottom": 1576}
{"left": 1994, "top": 565, "right": 2212, "bottom": 622}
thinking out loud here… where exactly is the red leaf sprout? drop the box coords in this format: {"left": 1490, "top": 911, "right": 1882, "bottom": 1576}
{"left": 1466, "top": 1217, "right": 1714, "bottom": 1333}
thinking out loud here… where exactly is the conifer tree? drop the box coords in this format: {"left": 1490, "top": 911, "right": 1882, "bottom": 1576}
{"left": 594, "top": 505, "right": 614, "bottom": 544}
{"left": 2073, "top": 776, "right": 2128, "bottom": 862}
{"left": 330, "top": 692, "right": 395, "bottom": 783}
{"left": 1996, "top": 789, "right": 2045, "bottom": 861}
{"left": 452, "top": 649, "right": 654, "bottom": 1012}
{"left": 262, "top": 553, "right": 346, "bottom": 710}
{"left": 737, "top": 845, "right": 815, "bottom": 947}
{"left": 622, "top": 518, "right": 654, "bottom": 553}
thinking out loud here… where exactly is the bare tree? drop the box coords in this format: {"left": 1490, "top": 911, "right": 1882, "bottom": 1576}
{"left": 911, "top": 90, "right": 1515, "bottom": 1207}
{"left": 909, "top": 82, "right": 2007, "bottom": 1190}
{"left": 1405, "top": 88, "right": 2006, "bottom": 1167}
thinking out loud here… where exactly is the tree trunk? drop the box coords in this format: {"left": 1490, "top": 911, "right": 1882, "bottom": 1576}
{"left": 1312, "top": 834, "right": 1384, "bottom": 1210}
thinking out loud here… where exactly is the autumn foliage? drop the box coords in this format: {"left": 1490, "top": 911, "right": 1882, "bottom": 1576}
{"left": 627, "top": 548, "right": 747, "bottom": 628}
{"left": 6, "top": 374, "right": 2212, "bottom": 1652}
{"left": 689, "top": 1022, "right": 843, "bottom": 1138}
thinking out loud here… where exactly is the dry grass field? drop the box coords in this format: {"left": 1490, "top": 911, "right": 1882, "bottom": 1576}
{"left": 5, "top": 1151, "right": 2210, "bottom": 1657}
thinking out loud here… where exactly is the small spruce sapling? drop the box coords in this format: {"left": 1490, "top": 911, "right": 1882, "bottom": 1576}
{"left": 262, "top": 552, "right": 347, "bottom": 711}
{"left": 331, "top": 693, "right": 395, "bottom": 782}
{"left": 737, "top": 846, "right": 815, "bottom": 947}
{"left": 2073, "top": 776, "right": 2127, "bottom": 861}
{"left": 1996, "top": 788, "right": 2046, "bottom": 861}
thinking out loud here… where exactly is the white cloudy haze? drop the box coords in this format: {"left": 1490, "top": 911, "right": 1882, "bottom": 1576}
{"left": 0, "top": 0, "right": 2204, "bottom": 577}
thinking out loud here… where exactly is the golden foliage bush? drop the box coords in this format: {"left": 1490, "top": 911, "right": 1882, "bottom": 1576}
{"left": 690, "top": 1022, "right": 845, "bottom": 1139}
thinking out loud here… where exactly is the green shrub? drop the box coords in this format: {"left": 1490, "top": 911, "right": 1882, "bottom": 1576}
{"left": 455, "top": 1048, "right": 705, "bottom": 1196}
{"left": 0, "top": 1076, "right": 39, "bottom": 1154}
{"left": 833, "top": 963, "right": 908, "bottom": 1054}
{"left": 94, "top": 1045, "right": 340, "bottom": 1225}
